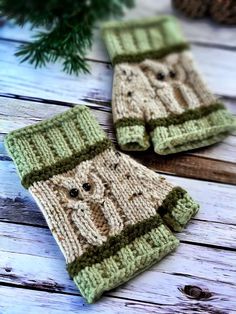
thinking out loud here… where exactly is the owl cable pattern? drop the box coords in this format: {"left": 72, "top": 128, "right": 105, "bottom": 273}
{"left": 5, "top": 105, "right": 199, "bottom": 303}
{"left": 102, "top": 16, "right": 236, "bottom": 154}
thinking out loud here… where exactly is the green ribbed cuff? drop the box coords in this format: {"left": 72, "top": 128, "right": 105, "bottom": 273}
{"left": 116, "top": 124, "right": 150, "bottom": 151}
{"left": 159, "top": 187, "right": 199, "bottom": 232}
{"left": 5, "top": 105, "right": 112, "bottom": 188}
{"left": 151, "top": 108, "right": 236, "bottom": 155}
{"left": 70, "top": 222, "right": 179, "bottom": 303}
{"left": 102, "top": 15, "right": 189, "bottom": 64}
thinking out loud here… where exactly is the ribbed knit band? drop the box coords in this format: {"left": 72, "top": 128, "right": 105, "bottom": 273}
{"left": 150, "top": 107, "right": 236, "bottom": 155}
{"left": 102, "top": 16, "right": 189, "bottom": 64}
{"left": 72, "top": 223, "right": 179, "bottom": 303}
{"left": 5, "top": 106, "right": 112, "bottom": 188}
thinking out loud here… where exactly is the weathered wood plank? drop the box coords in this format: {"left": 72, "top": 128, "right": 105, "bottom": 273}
{"left": 1, "top": 212, "right": 235, "bottom": 259}
{"left": 0, "top": 0, "right": 235, "bottom": 48}
{"left": 1, "top": 158, "right": 236, "bottom": 242}
{"left": 1, "top": 109, "right": 236, "bottom": 167}
{"left": 0, "top": 1, "right": 235, "bottom": 312}
{"left": 1, "top": 284, "right": 234, "bottom": 314}
{"left": 1, "top": 159, "right": 236, "bottom": 227}
{"left": 0, "top": 157, "right": 236, "bottom": 226}
{"left": 1, "top": 97, "right": 236, "bottom": 181}
{"left": 0, "top": 235, "right": 235, "bottom": 310}
{"left": 0, "top": 41, "right": 236, "bottom": 105}
{"left": 0, "top": 286, "right": 164, "bottom": 314}
{"left": 2, "top": 137, "right": 236, "bottom": 185}
{"left": 190, "top": 134, "right": 236, "bottom": 162}
{"left": 131, "top": 151, "right": 236, "bottom": 185}
{"left": 165, "top": 175, "right": 236, "bottom": 225}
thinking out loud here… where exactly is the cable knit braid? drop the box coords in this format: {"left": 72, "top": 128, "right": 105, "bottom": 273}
{"left": 172, "top": 0, "right": 210, "bottom": 18}
{"left": 5, "top": 105, "right": 199, "bottom": 303}
{"left": 210, "top": 0, "right": 236, "bottom": 25}
{"left": 172, "top": 0, "right": 236, "bottom": 25}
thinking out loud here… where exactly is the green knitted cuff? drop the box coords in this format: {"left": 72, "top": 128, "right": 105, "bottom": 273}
{"left": 5, "top": 105, "right": 112, "bottom": 188}
{"left": 150, "top": 106, "right": 236, "bottom": 155}
{"left": 158, "top": 187, "right": 199, "bottom": 232}
{"left": 69, "top": 221, "right": 179, "bottom": 303}
{"left": 102, "top": 16, "right": 189, "bottom": 64}
{"left": 116, "top": 124, "right": 150, "bottom": 151}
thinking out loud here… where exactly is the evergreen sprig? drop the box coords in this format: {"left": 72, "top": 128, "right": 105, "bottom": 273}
{"left": 0, "top": 0, "right": 134, "bottom": 75}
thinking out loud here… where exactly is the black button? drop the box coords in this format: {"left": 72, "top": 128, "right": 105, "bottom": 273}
{"left": 169, "top": 70, "right": 176, "bottom": 78}
{"left": 127, "top": 91, "right": 132, "bottom": 97}
{"left": 69, "top": 188, "right": 79, "bottom": 198}
{"left": 82, "top": 183, "right": 91, "bottom": 191}
{"left": 156, "top": 72, "right": 165, "bottom": 80}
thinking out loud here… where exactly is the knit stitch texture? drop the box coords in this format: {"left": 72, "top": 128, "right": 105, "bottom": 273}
{"left": 5, "top": 105, "right": 199, "bottom": 303}
{"left": 102, "top": 16, "right": 236, "bottom": 154}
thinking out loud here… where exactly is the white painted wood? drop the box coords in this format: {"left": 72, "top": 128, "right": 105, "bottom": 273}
{"left": 0, "top": 0, "right": 235, "bottom": 48}
{"left": 1, "top": 159, "right": 236, "bottom": 236}
{"left": 190, "top": 135, "right": 236, "bottom": 162}
{"left": 0, "top": 1, "right": 235, "bottom": 312}
{"left": 2, "top": 284, "right": 234, "bottom": 314}
{"left": 0, "top": 238, "right": 235, "bottom": 309}
{"left": 0, "top": 286, "right": 164, "bottom": 314}
{"left": 0, "top": 213, "right": 235, "bottom": 260}
{"left": 165, "top": 175, "right": 236, "bottom": 225}
{"left": 1, "top": 97, "right": 236, "bottom": 164}
{"left": 0, "top": 41, "right": 236, "bottom": 106}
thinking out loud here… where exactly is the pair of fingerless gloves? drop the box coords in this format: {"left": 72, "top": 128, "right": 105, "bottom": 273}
{"left": 5, "top": 16, "right": 235, "bottom": 304}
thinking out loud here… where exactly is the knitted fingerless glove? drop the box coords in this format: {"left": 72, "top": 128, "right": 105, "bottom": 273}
{"left": 5, "top": 105, "right": 199, "bottom": 303}
{"left": 102, "top": 16, "right": 236, "bottom": 154}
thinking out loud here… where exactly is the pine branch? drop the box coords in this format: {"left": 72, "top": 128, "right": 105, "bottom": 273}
{"left": 0, "top": 0, "right": 135, "bottom": 75}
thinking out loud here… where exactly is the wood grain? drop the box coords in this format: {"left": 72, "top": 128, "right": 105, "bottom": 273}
{"left": 0, "top": 226, "right": 236, "bottom": 310}
{"left": 1, "top": 97, "right": 236, "bottom": 183}
{"left": 0, "top": 40, "right": 236, "bottom": 105}
{"left": 131, "top": 152, "right": 236, "bottom": 185}
{"left": 0, "top": 1, "right": 235, "bottom": 312}
{"left": 0, "top": 0, "right": 236, "bottom": 49}
{"left": 1, "top": 284, "right": 234, "bottom": 314}
{"left": 1, "top": 159, "right": 236, "bottom": 239}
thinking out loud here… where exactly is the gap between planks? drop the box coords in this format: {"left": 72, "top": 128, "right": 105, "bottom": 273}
{"left": 1, "top": 97, "right": 236, "bottom": 184}
{"left": 0, "top": 239, "right": 235, "bottom": 311}
{"left": 1, "top": 284, "right": 232, "bottom": 314}
{"left": 0, "top": 0, "right": 236, "bottom": 49}
{"left": 0, "top": 39, "right": 236, "bottom": 99}
{"left": 1, "top": 161, "right": 236, "bottom": 243}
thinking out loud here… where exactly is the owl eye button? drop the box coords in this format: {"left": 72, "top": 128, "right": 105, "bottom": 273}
{"left": 169, "top": 70, "right": 176, "bottom": 78}
{"left": 69, "top": 188, "right": 79, "bottom": 198}
{"left": 156, "top": 72, "right": 165, "bottom": 80}
{"left": 82, "top": 183, "right": 91, "bottom": 191}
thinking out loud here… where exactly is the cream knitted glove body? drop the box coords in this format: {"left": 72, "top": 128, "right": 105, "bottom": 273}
{"left": 5, "top": 106, "right": 199, "bottom": 303}
{"left": 102, "top": 16, "right": 236, "bottom": 154}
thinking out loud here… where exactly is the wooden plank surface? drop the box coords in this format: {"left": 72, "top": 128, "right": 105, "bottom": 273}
{"left": 1, "top": 163, "right": 236, "bottom": 245}
{"left": 2, "top": 284, "right": 234, "bottom": 314}
{"left": 2, "top": 159, "right": 236, "bottom": 226}
{"left": 0, "top": 0, "right": 235, "bottom": 313}
{"left": 1, "top": 97, "right": 236, "bottom": 183}
{"left": 1, "top": 0, "right": 236, "bottom": 48}
{"left": 0, "top": 286, "right": 167, "bottom": 314}
{"left": 0, "top": 40, "right": 236, "bottom": 103}
{"left": 1, "top": 227, "right": 236, "bottom": 310}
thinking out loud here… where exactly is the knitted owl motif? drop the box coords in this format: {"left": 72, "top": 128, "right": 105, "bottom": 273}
{"left": 39, "top": 149, "right": 175, "bottom": 250}
{"left": 113, "top": 51, "right": 216, "bottom": 123}
{"left": 103, "top": 16, "right": 236, "bottom": 155}
{"left": 49, "top": 158, "right": 124, "bottom": 246}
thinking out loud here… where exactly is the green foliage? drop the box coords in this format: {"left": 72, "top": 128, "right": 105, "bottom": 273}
{"left": 0, "top": 0, "right": 134, "bottom": 74}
